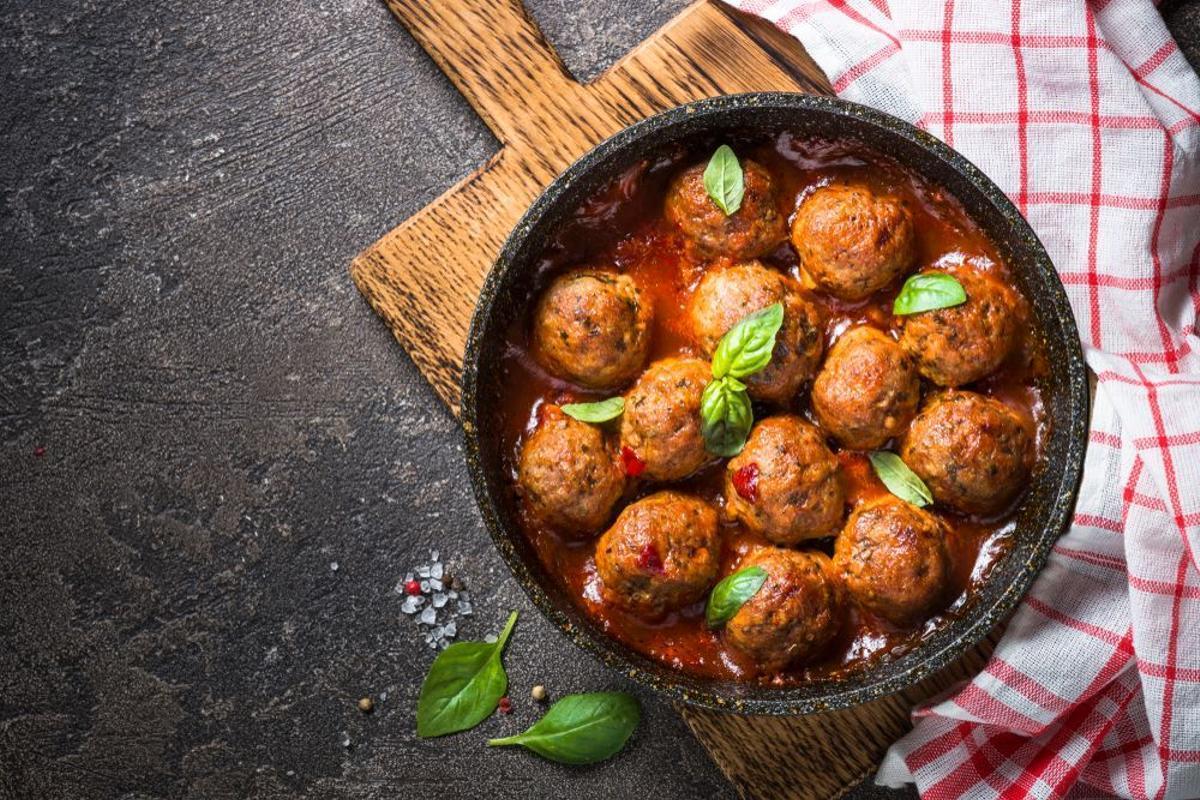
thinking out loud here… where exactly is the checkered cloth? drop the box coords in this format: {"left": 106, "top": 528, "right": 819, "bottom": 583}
{"left": 728, "top": 1, "right": 1200, "bottom": 797}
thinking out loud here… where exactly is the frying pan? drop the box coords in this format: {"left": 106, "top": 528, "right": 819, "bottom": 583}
{"left": 461, "top": 93, "right": 1088, "bottom": 714}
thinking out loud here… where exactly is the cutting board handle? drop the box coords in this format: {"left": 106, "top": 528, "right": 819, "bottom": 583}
{"left": 387, "top": 0, "right": 579, "bottom": 144}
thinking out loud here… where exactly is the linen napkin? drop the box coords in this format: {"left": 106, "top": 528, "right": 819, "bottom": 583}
{"left": 726, "top": 1, "right": 1200, "bottom": 797}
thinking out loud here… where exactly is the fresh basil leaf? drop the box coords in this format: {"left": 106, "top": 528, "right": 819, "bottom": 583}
{"left": 488, "top": 692, "right": 640, "bottom": 765}
{"left": 712, "top": 302, "right": 785, "bottom": 380}
{"left": 868, "top": 452, "right": 933, "bottom": 507}
{"left": 705, "top": 566, "right": 768, "bottom": 628}
{"left": 561, "top": 397, "right": 624, "bottom": 424}
{"left": 892, "top": 272, "right": 967, "bottom": 315}
{"left": 700, "top": 377, "right": 754, "bottom": 457}
{"left": 416, "top": 610, "right": 518, "bottom": 738}
{"left": 702, "top": 145, "right": 744, "bottom": 216}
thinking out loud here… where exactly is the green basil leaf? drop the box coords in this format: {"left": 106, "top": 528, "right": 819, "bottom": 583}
{"left": 868, "top": 452, "right": 933, "bottom": 507}
{"left": 892, "top": 272, "right": 967, "bottom": 315}
{"left": 712, "top": 302, "right": 785, "bottom": 380}
{"left": 416, "top": 610, "right": 518, "bottom": 738}
{"left": 702, "top": 145, "right": 745, "bottom": 216}
{"left": 700, "top": 377, "right": 754, "bottom": 457}
{"left": 488, "top": 692, "right": 640, "bottom": 765}
{"left": 705, "top": 566, "right": 768, "bottom": 628}
{"left": 561, "top": 396, "right": 625, "bottom": 423}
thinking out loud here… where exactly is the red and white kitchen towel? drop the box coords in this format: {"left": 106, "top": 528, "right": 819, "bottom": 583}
{"left": 728, "top": 0, "right": 1200, "bottom": 797}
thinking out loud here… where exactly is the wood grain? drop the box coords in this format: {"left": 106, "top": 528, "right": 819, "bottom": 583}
{"left": 350, "top": 0, "right": 826, "bottom": 414}
{"left": 350, "top": 2, "right": 995, "bottom": 796}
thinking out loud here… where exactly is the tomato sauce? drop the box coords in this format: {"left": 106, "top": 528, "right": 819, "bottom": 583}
{"left": 491, "top": 133, "right": 1047, "bottom": 684}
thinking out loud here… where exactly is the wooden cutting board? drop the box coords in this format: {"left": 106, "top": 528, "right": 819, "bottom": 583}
{"left": 351, "top": 1, "right": 994, "bottom": 796}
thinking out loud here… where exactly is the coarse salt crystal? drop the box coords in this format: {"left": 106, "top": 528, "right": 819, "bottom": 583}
{"left": 459, "top": 602, "right": 472, "bottom": 616}
{"left": 448, "top": 590, "right": 458, "bottom": 600}
{"left": 401, "top": 596, "right": 420, "bottom": 615}
{"left": 419, "top": 607, "right": 437, "bottom": 625}
{"left": 417, "top": 566, "right": 431, "bottom": 578}
{"left": 429, "top": 578, "right": 443, "bottom": 592}
{"left": 431, "top": 550, "right": 439, "bottom": 562}
{"left": 405, "top": 572, "right": 414, "bottom": 582}
{"left": 430, "top": 563, "right": 444, "bottom": 579}
{"left": 485, "top": 634, "right": 497, "bottom": 643}
{"left": 432, "top": 592, "right": 448, "bottom": 609}
{"left": 443, "top": 621, "right": 457, "bottom": 638}
{"left": 459, "top": 591, "right": 471, "bottom": 603}
{"left": 419, "top": 580, "right": 430, "bottom": 593}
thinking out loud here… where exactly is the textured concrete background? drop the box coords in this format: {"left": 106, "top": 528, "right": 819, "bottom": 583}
{"left": 1, "top": 1, "right": 1196, "bottom": 799}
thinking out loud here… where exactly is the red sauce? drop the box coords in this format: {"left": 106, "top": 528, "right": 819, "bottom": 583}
{"left": 492, "top": 134, "right": 1048, "bottom": 684}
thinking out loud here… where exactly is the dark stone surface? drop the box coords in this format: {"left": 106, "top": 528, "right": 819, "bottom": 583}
{"left": 1, "top": 2, "right": 1195, "bottom": 799}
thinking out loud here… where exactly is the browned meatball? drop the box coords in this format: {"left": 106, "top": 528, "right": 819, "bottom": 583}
{"left": 791, "top": 183, "right": 916, "bottom": 301}
{"left": 665, "top": 159, "right": 786, "bottom": 260}
{"left": 812, "top": 326, "right": 920, "bottom": 450}
{"left": 900, "top": 391, "right": 1033, "bottom": 514}
{"left": 532, "top": 269, "right": 653, "bottom": 390}
{"left": 725, "top": 548, "right": 842, "bottom": 671}
{"left": 517, "top": 405, "right": 625, "bottom": 535}
{"left": 689, "top": 262, "right": 824, "bottom": 405}
{"left": 619, "top": 357, "right": 713, "bottom": 482}
{"left": 724, "top": 416, "right": 844, "bottom": 544}
{"left": 834, "top": 496, "right": 951, "bottom": 625}
{"left": 899, "top": 267, "right": 1021, "bottom": 386}
{"left": 595, "top": 491, "right": 721, "bottom": 617}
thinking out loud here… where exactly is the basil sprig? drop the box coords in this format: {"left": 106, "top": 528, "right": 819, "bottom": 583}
{"left": 700, "top": 302, "right": 784, "bottom": 457}
{"left": 561, "top": 396, "right": 624, "bottom": 423}
{"left": 489, "top": 692, "right": 640, "bottom": 765}
{"left": 868, "top": 452, "right": 933, "bottom": 507}
{"left": 703, "top": 145, "right": 745, "bottom": 216}
{"left": 417, "top": 611, "right": 517, "bottom": 738}
{"left": 705, "top": 566, "right": 768, "bottom": 628}
{"left": 893, "top": 272, "right": 967, "bottom": 315}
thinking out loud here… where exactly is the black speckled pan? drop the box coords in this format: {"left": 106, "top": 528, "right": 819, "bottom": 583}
{"left": 461, "top": 93, "right": 1088, "bottom": 715}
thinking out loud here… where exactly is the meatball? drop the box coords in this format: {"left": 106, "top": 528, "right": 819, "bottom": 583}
{"left": 595, "top": 491, "right": 721, "bottom": 617}
{"left": 900, "top": 391, "right": 1033, "bottom": 514}
{"left": 834, "top": 496, "right": 951, "bottom": 625}
{"left": 619, "top": 357, "right": 713, "bottom": 482}
{"left": 725, "top": 548, "right": 842, "bottom": 671}
{"left": 724, "top": 416, "right": 844, "bottom": 544}
{"left": 899, "top": 266, "right": 1021, "bottom": 386}
{"left": 689, "top": 262, "right": 824, "bottom": 405}
{"left": 532, "top": 269, "right": 653, "bottom": 390}
{"left": 665, "top": 159, "right": 786, "bottom": 260}
{"left": 791, "top": 183, "right": 916, "bottom": 301}
{"left": 517, "top": 405, "right": 625, "bottom": 534}
{"left": 812, "top": 326, "right": 920, "bottom": 450}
